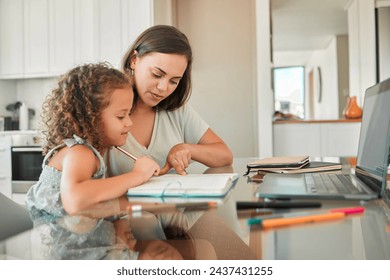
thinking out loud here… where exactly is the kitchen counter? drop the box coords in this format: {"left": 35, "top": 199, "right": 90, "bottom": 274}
{"left": 0, "top": 130, "right": 38, "bottom": 135}
{"left": 273, "top": 118, "right": 362, "bottom": 124}
{"left": 273, "top": 120, "right": 361, "bottom": 157}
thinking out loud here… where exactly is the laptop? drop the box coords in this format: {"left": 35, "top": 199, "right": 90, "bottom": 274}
{"left": 257, "top": 77, "right": 390, "bottom": 200}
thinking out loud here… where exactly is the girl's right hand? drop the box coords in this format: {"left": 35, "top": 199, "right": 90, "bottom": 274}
{"left": 132, "top": 156, "right": 160, "bottom": 182}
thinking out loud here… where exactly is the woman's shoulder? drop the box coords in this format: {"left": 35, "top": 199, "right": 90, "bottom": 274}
{"left": 158, "top": 104, "right": 201, "bottom": 127}
{"left": 159, "top": 103, "right": 198, "bottom": 118}
{"left": 157, "top": 104, "right": 208, "bottom": 137}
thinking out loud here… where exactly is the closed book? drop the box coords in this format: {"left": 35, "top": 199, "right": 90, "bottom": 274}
{"left": 247, "top": 156, "right": 309, "bottom": 168}
{"left": 245, "top": 156, "right": 309, "bottom": 174}
{"left": 253, "top": 161, "right": 342, "bottom": 174}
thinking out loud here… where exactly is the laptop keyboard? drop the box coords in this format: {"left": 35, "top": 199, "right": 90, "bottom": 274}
{"left": 305, "top": 173, "right": 361, "bottom": 194}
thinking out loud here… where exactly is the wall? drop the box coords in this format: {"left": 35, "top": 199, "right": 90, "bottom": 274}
{"left": 347, "top": 0, "right": 376, "bottom": 106}
{"left": 175, "top": 0, "right": 259, "bottom": 157}
{"left": 15, "top": 78, "right": 57, "bottom": 130}
{"left": 336, "top": 35, "right": 349, "bottom": 116}
{"left": 255, "top": 0, "right": 273, "bottom": 158}
{"left": 153, "top": 0, "right": 176, "bottom": 25}
{"left": 0, "top": 80, "right": 16, "bottom": 117}
{"left": 273, "top": 51, "right": 314, "bottom": 67}
{"left": 273, "top": 37, "right": 340, "bottom": 120}
{"left": 377, "top": 6, "right": 390, "bottom": 81}
{"left": 305, "top": 37, "right": 339, "bottom": 120}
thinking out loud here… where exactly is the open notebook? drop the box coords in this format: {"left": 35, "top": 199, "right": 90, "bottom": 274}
{"left": 127, "top": 173, "right": 239, "bottom": 198}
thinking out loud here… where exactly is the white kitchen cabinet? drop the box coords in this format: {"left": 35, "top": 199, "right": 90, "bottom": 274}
{"left": 91, "top": 0, "right": 153, "bottom": 68}
{"left": 81, "top": 0, "right": 154, "bottom": 68}
{"left": 0, "top": 0, "right": 153, "bottom": 78}
{"left": 273, "top": 121, "right": 361, "bottom": 157}
{"left": 48, "top": 0, "right": 79, "bottom": 75}
{"left": 23, "top": 0, "right": 50, "bottom": 76}
{"left": 0, "top": 0, "right": 24, "bottom": 78}
{"left": 320, "top": 122, "right": 361, "bottom": 157}
{"left": 0, "top": 135, "right": 12, "bottom": 198}
{"left": 0, "top": 0, "right": 77, "bottom": 78}
{"left": 273, "top": 123, "right": 322, "bottom": 156}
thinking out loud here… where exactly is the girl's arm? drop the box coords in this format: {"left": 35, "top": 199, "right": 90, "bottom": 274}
{"left": 60, "top": 145, "right": 159, "bottom": 215}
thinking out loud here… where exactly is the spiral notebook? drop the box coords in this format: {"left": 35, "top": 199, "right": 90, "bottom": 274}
{"left": 127, "top": 173, "right": 239, "bottom": 198}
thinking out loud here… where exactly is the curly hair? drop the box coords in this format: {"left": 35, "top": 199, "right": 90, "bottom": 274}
{"left": 41, "top": 62, "right": 132, "bottom": 155}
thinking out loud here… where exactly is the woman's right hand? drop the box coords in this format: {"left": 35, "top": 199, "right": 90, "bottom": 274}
{"left": 159, "top": 143, "right": 191, "bottom": 175}
{"left": 132, "top": 156, "right": 160, "bottom": 182}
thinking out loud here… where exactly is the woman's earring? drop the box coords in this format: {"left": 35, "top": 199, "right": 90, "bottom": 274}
{"left": 130, "top": 68, "right": 134, "bottom": 76}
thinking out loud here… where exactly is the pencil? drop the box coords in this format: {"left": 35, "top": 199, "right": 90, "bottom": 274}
{"left": 260, "top": 212, "right": 345, "bottom": 229}
{"left": 237, "top": 201, "right": 322, "bottom": 209}
{"left": 127, "top": 201, "right": 218, "bottom": 213}
{"left": 247, "top": 206, "right": 365, "bottom": 226}
{"left": 115, "top": 146, "right": 138, "bottom": 161}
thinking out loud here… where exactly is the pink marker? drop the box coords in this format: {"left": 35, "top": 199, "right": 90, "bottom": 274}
{"left": 330, "top": 206, "right": 365, "bottom": 215}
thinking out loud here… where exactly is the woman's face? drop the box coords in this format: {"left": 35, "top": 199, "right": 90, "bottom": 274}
{"left": 131, "top": 52, "right": 188, "bottom": 108}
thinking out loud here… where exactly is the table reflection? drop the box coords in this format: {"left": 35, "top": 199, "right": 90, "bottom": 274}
{"left": 26, "top": 193, "right": 256, "bottom": 260}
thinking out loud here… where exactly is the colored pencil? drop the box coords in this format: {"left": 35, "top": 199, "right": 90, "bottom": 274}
{"left": 115, "top": 146, "right": 138, "bottom": 161}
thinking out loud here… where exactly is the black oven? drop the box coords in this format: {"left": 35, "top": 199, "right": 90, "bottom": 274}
{"left": 11, "top": 146, "right": 44, "bottom": 193}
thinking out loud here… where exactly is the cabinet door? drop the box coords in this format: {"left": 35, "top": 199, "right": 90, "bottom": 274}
{"left": 273, "top": 124, "right": 322, "bottom": 156}
{"left": 321, "top": 122, "right": 361, "bottom": 157}
{"left": 48, "top": 0, "right": 77, "bottom": 75}
{"left": 93, "top": 0, "right": 152, "bottom": 68}
{"left": 0, "top": 0, "right": 153, "bottom": 78}
{"left": 23, "top": 0, "right": 50, "bottom": 76}
{"left": 0, "top": 0, "right": 24, "bottom": 78}
{"left": 0, "top": 136, "right": 12, "bottom": 198}
{"left": 93, "top": 0, "right": 123, "bottom": 67}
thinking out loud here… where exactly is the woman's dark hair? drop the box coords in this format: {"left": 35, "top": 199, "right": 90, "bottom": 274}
{"left": 121, "top": 25, "right": 192, "bottom": 111}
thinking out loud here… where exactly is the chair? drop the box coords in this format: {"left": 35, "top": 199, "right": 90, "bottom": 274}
{"left": 0, "top": 192, "right": 33, "bottom": 241}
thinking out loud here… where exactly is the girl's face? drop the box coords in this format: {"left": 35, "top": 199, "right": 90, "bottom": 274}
{"left": 101, "top": 86, "right": 133, "bottom": 147}
{"left": 131, "top": 52, "right": 188, "bottom": 108}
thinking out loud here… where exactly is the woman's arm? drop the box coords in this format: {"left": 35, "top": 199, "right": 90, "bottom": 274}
{"left": 189, "top": 128, "right": 233, "bottom": 166}
{"left": 159, "top": 128, "right": 233, "bottom": 175}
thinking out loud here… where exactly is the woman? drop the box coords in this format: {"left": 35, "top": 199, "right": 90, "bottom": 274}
{"left": 106, "top": 25, "right": 233, "bottom": 176}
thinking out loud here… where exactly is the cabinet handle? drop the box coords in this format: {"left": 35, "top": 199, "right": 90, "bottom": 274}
{"left": 12, "top": 147, "right": 42, "bottom": 152}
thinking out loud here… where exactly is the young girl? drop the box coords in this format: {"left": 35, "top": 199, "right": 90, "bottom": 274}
{"left": 26, "top": 62, "right": 160, "bottom": 220}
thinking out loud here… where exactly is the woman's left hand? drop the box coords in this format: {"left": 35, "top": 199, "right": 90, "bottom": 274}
{"left": 159, "top": 144, "right": 191, "bottom": 175}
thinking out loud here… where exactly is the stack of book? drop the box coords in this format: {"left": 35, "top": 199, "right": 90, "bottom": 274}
{"left": 245, "top": 156, "right": 342, "bottom": 175}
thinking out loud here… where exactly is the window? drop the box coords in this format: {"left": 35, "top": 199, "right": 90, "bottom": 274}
{"left": 273, "top": 66, "right": 305, "bottom": 118}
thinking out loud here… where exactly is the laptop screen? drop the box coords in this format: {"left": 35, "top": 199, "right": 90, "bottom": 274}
{"left": 356, "top": 78, "right": 390, "bottom": 196}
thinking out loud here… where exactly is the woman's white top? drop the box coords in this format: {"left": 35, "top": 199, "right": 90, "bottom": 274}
{"left": 106, "top": 104, "right": 209, "bottom": 176}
